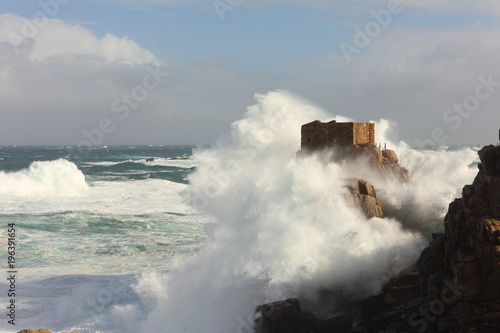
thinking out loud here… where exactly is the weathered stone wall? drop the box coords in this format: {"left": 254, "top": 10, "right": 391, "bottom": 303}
{"left": 301, "top": 120, "right": 333, "bottom": 150}
{"left": 300, "top": 120, "right": 375, "bottom": 151}
{"left": 352, "top": 122, "right": 375, "bottom": 146}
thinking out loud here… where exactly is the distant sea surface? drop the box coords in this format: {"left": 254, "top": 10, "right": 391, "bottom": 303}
{"left": 0, "top": 145, "right": 208, "bottom": 332}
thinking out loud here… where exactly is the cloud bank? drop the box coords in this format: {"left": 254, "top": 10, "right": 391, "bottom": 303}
{"left": 1, "top": 3, "right": 500, "bottom": 146}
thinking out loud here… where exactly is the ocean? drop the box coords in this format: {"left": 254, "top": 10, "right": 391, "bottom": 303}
{"left": 0, "top": 145, "right": 209, "bottom": 332}
{"left": 0, "top": 92, "right": 484, "bottom": 333}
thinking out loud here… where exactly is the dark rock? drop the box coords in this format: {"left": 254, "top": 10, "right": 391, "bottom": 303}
{"left": 478, "top": 145, "right": 500, "bottom": 173}
{"left": 255, "top": 298, "right": 307, "bottom": 333}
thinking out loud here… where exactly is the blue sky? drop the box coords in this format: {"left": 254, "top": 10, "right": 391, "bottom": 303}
{"left": 1, "top": 0, "right": 500, "bottom": 145}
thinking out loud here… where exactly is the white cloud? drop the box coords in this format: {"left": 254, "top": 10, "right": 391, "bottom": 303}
{"left": 0, "top": 14, "right": 162, "bottom": 65}
{"left": 0, "top": 13, "right": 268, "bottom": 145}
{"left": 286, "top": 24, "right": 500, "bottom": 145}
{"left": 1, "top": 10, "right": 500, "bottom": 146}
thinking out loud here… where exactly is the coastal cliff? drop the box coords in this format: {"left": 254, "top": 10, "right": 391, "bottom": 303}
{"left": 256, "top": 144, "right": 500, "bottom": 332}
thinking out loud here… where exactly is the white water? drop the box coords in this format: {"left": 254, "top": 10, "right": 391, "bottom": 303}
{"left": 0, "top": 90, "right": 479, "bottom": 333}
{"left": 82, "top": 157, "right": 198, "bottom": 169}
{"left": 0, "top": 159, "right": 88, "bottom": 197}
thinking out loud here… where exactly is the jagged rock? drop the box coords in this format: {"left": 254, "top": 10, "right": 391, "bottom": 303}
{"left": 255, "top": 298, "right": 353, "bottom": 333}
{"left": 382, "top": 149, "right": 399, "bottom": 164}
{"left": 255, "top": 298, "right": 307, "bottom": 333}
{"left": 344, "top": 144, "right": 412, "bottom": 184}
{"left": 404, "top": 144, "right": 500, "bottom": 331}
{"left": 478, "top": 145, "right": 500, "bottom": 172}
{"left": 344, "top": 178, "right": 384, "bottom": 218}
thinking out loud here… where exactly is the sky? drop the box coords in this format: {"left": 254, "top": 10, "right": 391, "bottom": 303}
{"left": 1, "top": 0, "right": 500, "bottom": 146}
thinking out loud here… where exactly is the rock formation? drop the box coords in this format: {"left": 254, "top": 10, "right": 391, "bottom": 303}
{"left": 256, "top": 144, "right": 500, "bottom": 332}
{"left": 347, "top": 144, "right": 412, "bottom": 184}
{"left": 405, "top": 144, "right": 500, "bottom": 332}
{"left": 344, "top": 178, "right": 384, "bottom": 218}
{"left": 298, "top": 120, "right": 411, "bottom": 184}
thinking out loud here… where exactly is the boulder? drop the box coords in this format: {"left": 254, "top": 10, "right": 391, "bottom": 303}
{"left": 382, "top": 149, "right": 399, "bottom": 164}
{"left": 343, "top": 178, "right": 384, "bottom": 218}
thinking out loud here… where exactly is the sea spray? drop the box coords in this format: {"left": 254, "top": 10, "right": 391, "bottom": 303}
{"left": 136, "top": 91, "right": 426, "bottom": 333}
{"left": 0, "top": 158, "right": 88, "bottom": 196}
{"left": 379, "top": 144, "right": 478, "bottom": 234}
{"left": 326, "top": 119, "right": 478, "bottom": 233}
{"left": 358, "top": 121, "right": 478, "bottom": 234}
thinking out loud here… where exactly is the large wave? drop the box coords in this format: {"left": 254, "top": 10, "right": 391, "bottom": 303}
{"left": 0, "top": 159, "right": 88, "bottom": 196}
{"left": 19, "top": 91, "right": 478, "bottom": 333}
{"left": 127, "top": 91, "right": 430, "bottom": 333}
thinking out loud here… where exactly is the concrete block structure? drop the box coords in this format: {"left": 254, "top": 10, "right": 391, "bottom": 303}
{"left": 301, "top": 120, "right": 375, "bottom": 151}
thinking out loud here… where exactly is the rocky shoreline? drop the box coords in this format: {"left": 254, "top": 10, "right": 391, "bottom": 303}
{"left": 256, "top": 144, "right": 500, "bottom": 332}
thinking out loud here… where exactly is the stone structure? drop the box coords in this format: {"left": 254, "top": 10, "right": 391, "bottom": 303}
{"left": 298, "top": 120, "right": 411, "bottom": 184}
{"left": 301, "top": 120, "right": 375, "bottom": 151}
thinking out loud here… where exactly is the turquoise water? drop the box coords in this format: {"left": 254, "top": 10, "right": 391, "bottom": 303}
{"left": 0, "top": 146, "right": 211, "bottom": 332}
{"left": 0, "top": 145, "right": 207, "bottom": 276}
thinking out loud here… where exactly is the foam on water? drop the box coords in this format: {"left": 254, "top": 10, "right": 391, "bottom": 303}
{"left": 0, "top": 159, "right": 87, "bottom": 197}
{"left": 1, "top": 177, "right": 192, "bottom": 216}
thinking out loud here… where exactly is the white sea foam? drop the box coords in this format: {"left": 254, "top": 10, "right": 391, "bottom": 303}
{"left": 0, "top": 159, "right": 88, "bottom": 197}
{"left": 0, "top": 175, "right": 194, "bottom": 216}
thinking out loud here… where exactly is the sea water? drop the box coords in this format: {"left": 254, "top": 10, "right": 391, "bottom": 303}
{"left": 0, "top": 145, "right": 209, "bottom": 332}
{"left": 0, "top": 91, "right": 481, "bottom": 333}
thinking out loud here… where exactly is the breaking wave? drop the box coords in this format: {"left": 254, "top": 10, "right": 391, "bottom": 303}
{"left": 0, "top": 159, "right": 88, "bottom": 196}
